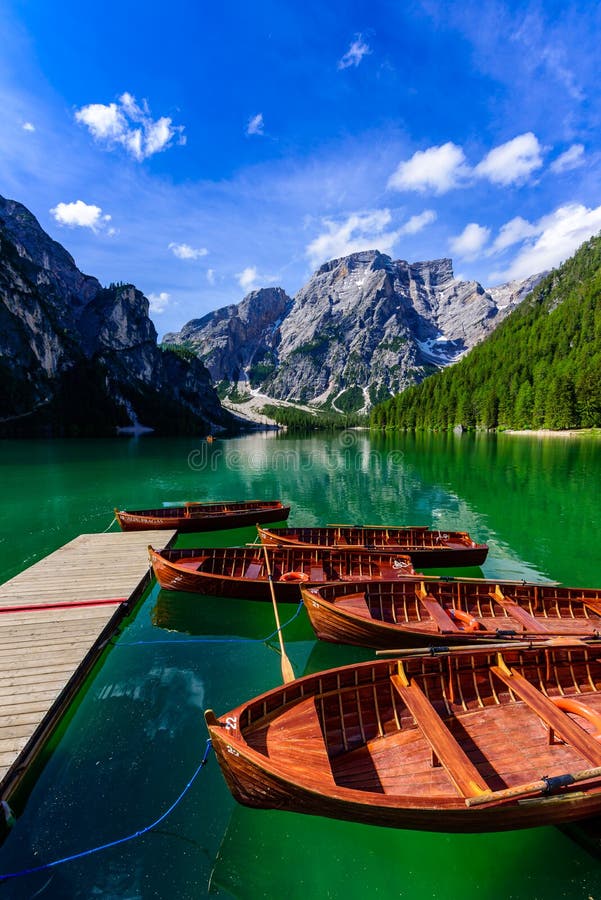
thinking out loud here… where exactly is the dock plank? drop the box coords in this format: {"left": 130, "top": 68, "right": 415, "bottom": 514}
{"left": 0, "top": 530, "right": 175, "bottom": 798}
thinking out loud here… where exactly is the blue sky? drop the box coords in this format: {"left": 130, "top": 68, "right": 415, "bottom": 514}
{"left": 2, "top": 0, "right": 601, "bottom": 335}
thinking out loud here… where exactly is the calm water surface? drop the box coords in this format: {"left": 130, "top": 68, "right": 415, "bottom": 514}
{"left": 0, "top": 431, "right": 600, "bottom": 898}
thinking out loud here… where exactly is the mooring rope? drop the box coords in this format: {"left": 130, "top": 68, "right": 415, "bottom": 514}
{"left": 0, "top": 739, "right": 213, "bottom": 882}
{"left": 114, "top": 597, "right": 305, "bottom": 647}
{"left": 102, "top": 516, "right": 117, "bottom": 533}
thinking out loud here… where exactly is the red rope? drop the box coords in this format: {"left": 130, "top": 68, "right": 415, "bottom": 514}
{"left": 0, "top": 597, "right": 127, "bottom": 614}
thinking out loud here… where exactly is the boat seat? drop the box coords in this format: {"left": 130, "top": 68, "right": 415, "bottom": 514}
{"left": 390, "top": 664, "right": 489, "bottom": 798}
{"left": 490, "top": 587, "right": 549, "bottom": 633}
{"left": 415, "top": 584, "right": 460, "bottom": 632}
{"left": 310, "top": 566, "right": 326, "bottom": 582}
{"left": 491, "top": 655, "right": 601, "bottom": 766}
{"left": 244, "top": 562, "right": 263, "bottom": 579}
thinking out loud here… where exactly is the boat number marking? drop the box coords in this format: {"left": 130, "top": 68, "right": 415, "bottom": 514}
{"left": 312, "top": 600, "right": 319, "bottom": 607}
{"left": 226, "top": 745, "right": 240, "bottom": 757}
{"left": 225, "top": 716, "right": 238, "bottom": 731}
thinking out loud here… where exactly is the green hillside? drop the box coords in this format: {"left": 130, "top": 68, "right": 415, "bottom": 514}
{"left": 371, "top": 233, "right": 601, "bottom": 431}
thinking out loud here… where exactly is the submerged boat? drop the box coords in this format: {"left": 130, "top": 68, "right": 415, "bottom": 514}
{"left": 301, "top": 579, "right": 601, "bottom": 648}
{"left": 205, "top": 643, "right": 601, "bottom": 832}
{"left": 115, "top": 499, "right": 290, "bottom": 532}
{"left": 148, "top": 546, "right": 417, "bottom": 602}
{"left": 257, "top": 524, "right": 489, "bottom": 568}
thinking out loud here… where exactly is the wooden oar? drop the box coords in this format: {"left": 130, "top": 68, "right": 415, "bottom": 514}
{"left": 465, "top": 764, "right": 601, "bottom": 807}
{"left": 375, "top": 636, "right": 591, "bottom": 657}
{"left": 258, "top": 527, "right": 295, "bottom": 684}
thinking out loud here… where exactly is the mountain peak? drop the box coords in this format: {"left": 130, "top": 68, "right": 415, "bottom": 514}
{"left": 165, "top": 249, "right": 541, "bottom": 415}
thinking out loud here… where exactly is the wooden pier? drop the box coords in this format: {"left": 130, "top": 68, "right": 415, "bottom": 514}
{"left": 0, "top": 530, "right": 176, "bottom": 803}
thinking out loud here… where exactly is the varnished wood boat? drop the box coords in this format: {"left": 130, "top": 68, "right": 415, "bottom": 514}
{"left": 258, "top": 524, "right": 489, "bottom": 568}
{"left": 205, "top": 643, "right": 601, "bottom": 832}
{"left": 115, "top": 499, "right": 290, "bottom": 532}
{"left": 148, "top": 546, "right": 417, "bottom": 602}
{"left": 301, "top": 579, "right": 601, "bottom": 648}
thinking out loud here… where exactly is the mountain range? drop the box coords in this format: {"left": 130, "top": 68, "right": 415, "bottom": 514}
{"left": 164, "top": 250, "right": 541, "bottom": 416}
{"left": 0, "top": 193, "right": 549, "bottom": 435}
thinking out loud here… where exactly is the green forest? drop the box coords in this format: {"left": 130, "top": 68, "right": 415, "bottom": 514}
{"left": 371, "top": 232, "right": 601, "bottom": 431}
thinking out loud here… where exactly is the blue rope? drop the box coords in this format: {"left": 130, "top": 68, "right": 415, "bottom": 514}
{"left": 0, "top": 739, "right": 213, "bottom": 882}
{"left": 115, "top": 598, "right": 305, "bottom": 647}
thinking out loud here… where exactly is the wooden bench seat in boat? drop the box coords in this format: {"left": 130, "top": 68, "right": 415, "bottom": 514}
{"left": 178, "top": 557, "right": 206, "bottom": 571}
{"left": 310, "top": 566, "right": 326, "bottom": 582}
{"left": 491, "top": 656, "right": 601, "bottom": 766}
{"left": 416, "top": 583, "right": 460, "bottom": 633}
{"left": 244, "top": 562, "right": 263, "bottom": 578}
{"left": 490, "top": 586, "right": 549, "bottom": 633}
{"left": 390, "top": 664, "right": 489, "bottom": 798}
{"left": 335, "top": 592, "right": 371, "bottom": 618}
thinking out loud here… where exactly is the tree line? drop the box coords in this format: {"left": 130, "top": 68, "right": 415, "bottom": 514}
{"left": 371, "top": 233, "right": 601, "bottom": 431}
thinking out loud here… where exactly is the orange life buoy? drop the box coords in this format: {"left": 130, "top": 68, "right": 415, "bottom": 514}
{"left": 550, "top": 697, "right": 601, "bottom": 739}
{"left": 280, "top": 571, "right": 309, "bottom": 583}
{"left": 449, "top": 607, "right": 483, "bottom": 632}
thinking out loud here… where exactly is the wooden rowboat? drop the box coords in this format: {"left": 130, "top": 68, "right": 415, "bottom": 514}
{"left": 205, "top": 643, "right": 601, "bottom": 832}
{"left": 115, "top": 499, "right": 290, "bottom": 532}
{"left": 257, "top": 524, "right": 489, "bottom": 568}
{"left": 148, "top": 546, "right": 417, "bottom": 602}
{"left": 301, "top": 579, "right": 601, "bottom": 648}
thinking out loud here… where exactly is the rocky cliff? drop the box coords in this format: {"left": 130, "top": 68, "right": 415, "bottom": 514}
{"left": 0, "top": 195, "right": 231, "bottom": 435}
{"left": 165, "top": 250, "right": 542, "bottom": 413}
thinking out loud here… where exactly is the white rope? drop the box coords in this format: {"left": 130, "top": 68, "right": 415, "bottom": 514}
{"left": 103, "top": 516, "right": 117, "bottom": 533}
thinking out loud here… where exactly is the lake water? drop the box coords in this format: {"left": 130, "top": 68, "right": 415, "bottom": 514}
{"left": 0, "top": 430, "right": 600, "bottom": 898}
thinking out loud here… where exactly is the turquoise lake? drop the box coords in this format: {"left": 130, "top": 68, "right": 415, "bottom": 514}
{"left": 0, "top": 430, "right": 600, "bottom": 898}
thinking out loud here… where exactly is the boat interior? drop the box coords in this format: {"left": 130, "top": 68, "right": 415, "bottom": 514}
{"left": 316, "top": 580, "right": 601, "bottom": 636}
{"left": 241, "top": 649, "right": 601, "bottom": 803}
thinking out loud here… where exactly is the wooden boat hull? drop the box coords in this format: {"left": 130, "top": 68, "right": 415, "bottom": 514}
{"left": 206, "top": 647, "right": 601, "bottom": 832}
{"left": 258, "top": 525, "right": 489, "bottom": 568}
{"left": 115, "top": 500, "right": 290, "bottom": 532}
{"left": 148, "top": 547, "right": 417, "bottom": 602}
{"left": 301, "top": 580, "right": 601, "bottom": 648}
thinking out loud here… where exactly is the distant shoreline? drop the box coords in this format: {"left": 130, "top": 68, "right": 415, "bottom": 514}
{"left": 502, "top": 429, "right": 601, "bottom": 438}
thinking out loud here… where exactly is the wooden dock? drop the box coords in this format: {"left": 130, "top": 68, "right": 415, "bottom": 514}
{"left": 0, "top": 530, "right": 176, "bottom": 803}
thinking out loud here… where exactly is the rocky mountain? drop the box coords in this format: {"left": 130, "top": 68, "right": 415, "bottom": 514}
{"left": 0, "top": 195, "right": 232, "bottom": 436}
{"left": 165, "top": 250, "right": 542, "bottom": 413}
{"left": 165, "top": 287, "right": 292, "bottom": 389}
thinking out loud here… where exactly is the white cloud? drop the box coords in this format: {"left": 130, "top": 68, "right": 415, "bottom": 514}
{"left": 338, "top": 34, "right": 371, "bottom": 70}
{"left": 474, "top": 132, "right": 543, "bottom": 186}
{"left": 237, "top": 266, "right": 259, "bottom": 291}
{"left": 206, "top": 269, "right": 216, "bottom": 285}
{"left": 449, "top": 222, "right": 491, "bottom": 259}
{"left": 306, "top": 209, "right": 400, "bottom": 267}
{"left": 235, "top": 266, "right": 278, "bottom": 292}
{"left": 147, "top": 291, "right": 170, "bottom": 313}
{"left": 387, "top": 143, "right": 469, "bottom": 194}
{"left": 490, "top": 216, "right": 538, "bottom": 253}
{"left": 550, "top": 143, "right": 585, "bottom": 174}
{"left": 22, "top": 122, "right": 35, "bottom": 132}
{"left": 50, "top": 200, "right": 112, "bottom": 231}
{"left": 491, "top": 203, "right": 601, "bottom": 281}
{"left": 75, "top": 93, "right": 185, "bottom": 161}
{"left": 247, "top": 113, "right": 264, "bottom": 136}
{"left": 168, "top": 242, "right": 208, "bottom": 260}
{"left": 399, "top": 209, "right": 437, "bottom": 235}
{"left": 389, "top": 133, "right": 547, "bottom": 195}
